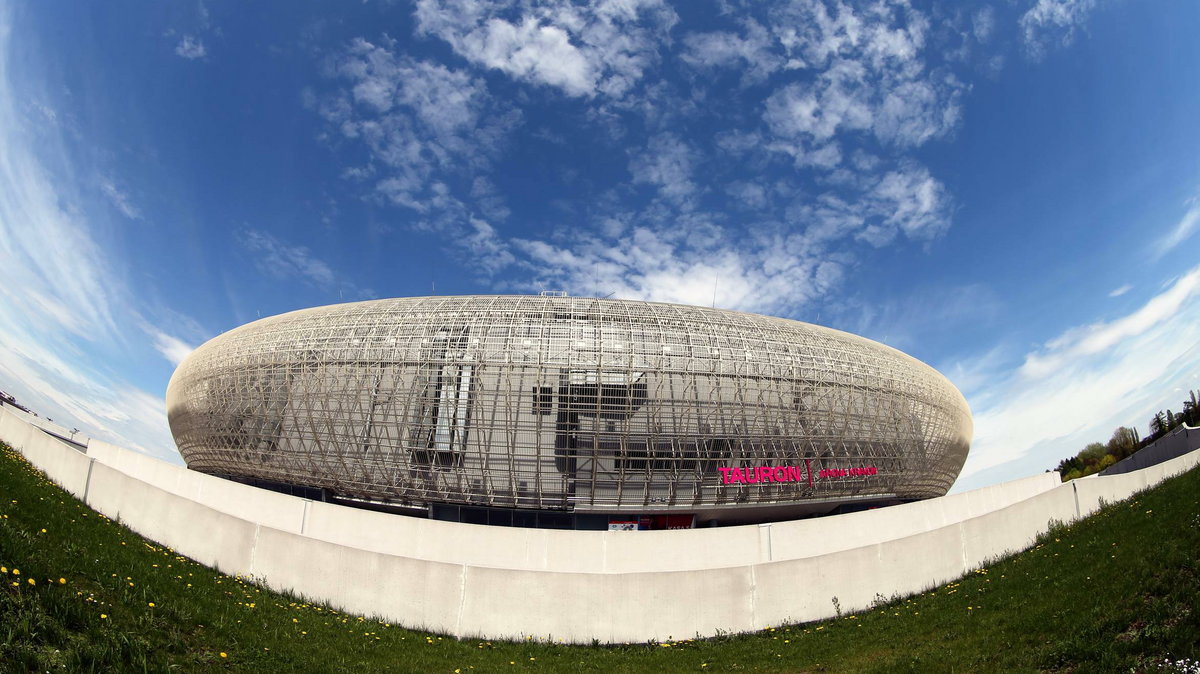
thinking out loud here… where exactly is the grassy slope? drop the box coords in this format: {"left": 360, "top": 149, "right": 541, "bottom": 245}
{"left": 1, "top": 441, "right": 1198, "bottom": 673}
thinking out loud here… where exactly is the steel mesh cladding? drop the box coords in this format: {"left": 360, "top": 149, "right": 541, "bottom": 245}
{"left": 166, "top": 296, "right": 972, "bottom": 525}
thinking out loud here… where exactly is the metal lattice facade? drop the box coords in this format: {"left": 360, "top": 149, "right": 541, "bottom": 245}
{"left": 166, "top": 296, "right": 971, "bottom": 522}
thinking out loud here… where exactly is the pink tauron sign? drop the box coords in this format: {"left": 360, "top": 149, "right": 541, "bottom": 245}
{"left": 718, "top": 462, "right": 877, "bottom": 486}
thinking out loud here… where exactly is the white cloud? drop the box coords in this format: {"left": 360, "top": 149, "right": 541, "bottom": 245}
{"left": 147, "top": 329, "right": 196, "bottom": 367}
{"left": 1153, "top": 201, "right": 1200, "bottom": 258}
{"left": 463, "top": 216, "right": 515, "bottom": 275}
{"left": 1019, "top": 0, "right": 1098, "bottom": 60}
{"left": 0, "top": 9, "right": 181, "bottom": 460}
{"left": 99, "top": 178, "right": 141, "bottom": 220}
{"left": 238, "top": 229, "right": 375, "bottom": 300}
{"left": 1019, "top": 266, "right": 1200, "bottom": 379}
{"left": 317, "top": 38, "right": 523, "bottom": 280}
{"left": 681, "top": 19, "right": 781, "bottom": 83}
{"left": 1108, "top": 283, "right": 1131, "bottom": 298}
{"left": 866, "top": 162, "right": 951, "bottom": 241}
{"left": 513, "top": 220, "right": 847, "bottom": 315}
{"left": 958, "top": 264, "right": 1200, "bottom": 489}
{"left": 462, "top": 17, "right": 595, "bottom": 96}
{"left": 413, "top": 0, "right": 677, "bottom": 99}
{"left": 628, "top": 133, "right": 697, "bottom": 204}
{"left": 319, "top": 39, "right": 516, "bottom": 213}
{"left": 174, "top": 35, "right": 207, "bottom": 60}
{"left": 972, "top": 7, "right": 996, "bottom": 43}
{"left": 760, "top": 0, "right": 964, "bottom": 166}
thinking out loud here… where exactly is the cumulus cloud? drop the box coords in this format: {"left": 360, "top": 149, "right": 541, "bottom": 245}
{"left": 413, "top": 0, "right": 677, "bottom": 99}
{"left": 174, "top": 35, "right": 207, "bottom": 60}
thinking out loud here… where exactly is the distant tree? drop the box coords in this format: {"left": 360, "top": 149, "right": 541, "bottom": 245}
{"left": 1107, "top": 426, "right": 1140, "bottom": 460}
{"left": 1079, "top": 442, "right": 1107, "bottom": 467}
{"left": 1150, "top": 411, "right": 1167, "bottom": 438}
{"left": 1184, "top": 390, "right": 1199, "bottom": 425}
{"left": 1055, "top": 456, "right": 1083, "bottom": 475}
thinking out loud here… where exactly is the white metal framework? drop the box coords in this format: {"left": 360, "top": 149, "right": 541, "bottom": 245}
{"left": 166, "top": 296, "right": 971, "bottom": 523}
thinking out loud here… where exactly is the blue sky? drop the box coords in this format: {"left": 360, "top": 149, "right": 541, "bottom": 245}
{"left": 1, "top": 0, "right": 1198, "bottom": 492}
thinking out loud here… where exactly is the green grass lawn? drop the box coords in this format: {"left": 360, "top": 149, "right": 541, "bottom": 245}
{"left": 2, "top": 441, "right": 1198, "bottom": 673}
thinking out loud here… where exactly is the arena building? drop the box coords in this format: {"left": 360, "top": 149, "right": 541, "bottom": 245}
{"left": 166, "top": 295, "right": 971, "bottom": 529}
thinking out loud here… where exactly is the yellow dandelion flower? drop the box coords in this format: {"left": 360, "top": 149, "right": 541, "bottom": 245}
{"left": 100, "top": 614, "right": 107, "bottom": 619}
{"left": 148, "top": 602, "right": 156, "bottom": 607}
{"left": 28, "top": 578, "right": 35, "bottom": 585}
{"left": 59, "top": 578, "right": 66, "bottom": 585}
{"left": 219, "top": 652, "right": 227, "bottom": 658}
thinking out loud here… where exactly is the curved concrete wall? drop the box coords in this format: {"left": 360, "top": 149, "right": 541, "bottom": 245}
{"left": 4, "top": 405, "right": 1198, "bottom": 643}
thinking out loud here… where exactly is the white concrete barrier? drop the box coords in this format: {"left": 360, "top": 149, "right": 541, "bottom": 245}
{"left": 1, "top": 407, "right": 93, "bottom": 499}
{"left": 3, "top": 408, "right": 1198, "bottom": 643}
{"left": 86, "top": 439, "right": 307, "bottom": 535}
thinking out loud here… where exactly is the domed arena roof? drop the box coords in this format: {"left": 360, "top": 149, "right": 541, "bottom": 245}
{"left": 167, "top": 295, "right": 971, "bottom": 527}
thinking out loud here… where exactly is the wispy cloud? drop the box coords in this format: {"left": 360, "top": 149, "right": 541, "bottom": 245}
{"left": 959, "top": 264, "right": 1200, "bottom": 489}
{"left": 1153, "top": 200, "right": 1200, "bottom": 258}
{"left": 146, "top": 328, "right": 196, "bottom": 367}
{"left": 174, "top": 35, "right": 207, "bottom": 60}
{"left": 237, "top": 229, "right": 376, "bottom": 300}
{"left": 1108, "top": 283, "right": 1131, "bottom": 298}
{"left": 0, "top": 8, "right": 181, "bottom": 460}
{"left": 99, "top": 178, "right": 141, "bottom": 220}
{"left": 1019, "top": 267, "right": 1200, "bottom": 380}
